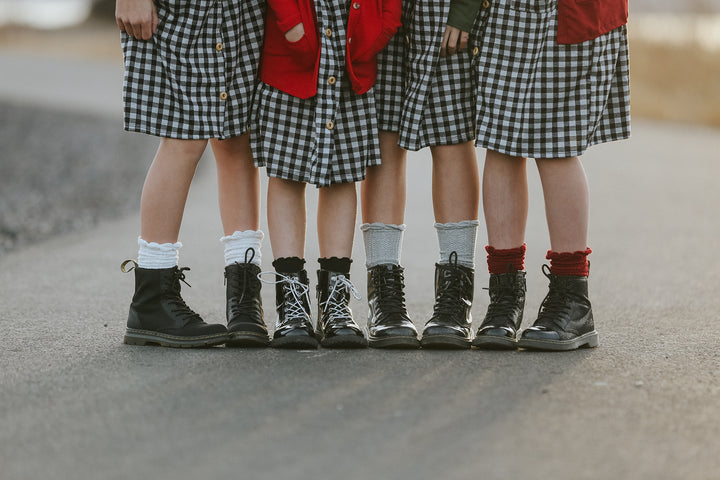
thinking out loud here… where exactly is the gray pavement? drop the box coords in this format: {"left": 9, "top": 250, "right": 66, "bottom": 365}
{"left": 1, "top": 52, "right": 720, "bottom": 480}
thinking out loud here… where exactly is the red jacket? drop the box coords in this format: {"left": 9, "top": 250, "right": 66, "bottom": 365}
{"left": 260, "top": 0, "right": 402, "bottom": 99}
{"left": 558, "top": 0, "right": 629, "bottom": 44}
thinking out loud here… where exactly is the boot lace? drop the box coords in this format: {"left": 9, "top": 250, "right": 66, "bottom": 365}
{"left": 535, "top": 264, "right": 573, "bottom": 329}
{"left": 259, "top": 272, "right": 311, "bottom": 328}
{"left": 225, "top": 248, "right": 260, "bottom": 319}
{"left": 483, "top": 270, "right": 522, "bottom": 326}
{"left": 432, "top": 253, "right": 471, "bottom": 321}
{"left": 321, "top": 275, "right": 361, "bottom": 327}
{"left": 370, "top": 266, "right": 408, "bottom": 315}
{"left": 166, "top": 267, "right": 202, "bottom": 324}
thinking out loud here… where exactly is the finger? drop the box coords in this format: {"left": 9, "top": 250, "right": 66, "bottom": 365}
{"left": 458, "top": 31, "right": 469, "bottom": 52}
{"left": 131, "top": 22, "right": 144, "bottom": 40}
{"left": 440, "top": 27, "right": 451, "bottom": 57}
{"left": 446, "top": 28, "right": 459, "bottom": 56}
{"left": 141, "top": 20, "right": 152, "bottom": 40}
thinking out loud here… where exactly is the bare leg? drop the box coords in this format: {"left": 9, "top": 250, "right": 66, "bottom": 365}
{"left": 267, "top": 177, "right": 306, "bottom": 258}
{"left": 140, "top": 138, "right": 208, "bottom": 243}
{"left": 210, "top": 133, "right": 260, "bottom": 235}
{"left": 361, "top": 131, "right": 407, "bottom": 224}
{"left": 318, "top": 182, "right": 357, "bottom": 258}
{"left": 430, "top": 141, "right": 479, "bottom": 223}
{"left": 483, "top": 150, "right": 528, "bottom": 248}
{"left": 535, "top": 156, "right": 589, "bottom": 252}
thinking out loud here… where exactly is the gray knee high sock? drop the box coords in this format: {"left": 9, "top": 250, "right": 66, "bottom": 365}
{"left": 361, "top": 223, "right": 405, "bottom": 268}
{"left": 435, "top": 220, "right": 479, "bottom": 268}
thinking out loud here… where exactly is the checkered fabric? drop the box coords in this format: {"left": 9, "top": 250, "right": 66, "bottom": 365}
{"left": 395, "top": 0, "right": 487, "bottom": 151}
{"left": 122, "top": 0, "right": 265, "bottom": 139}
{"left": 474, "top": 0, "right": 631, "bottom": 158}
{"left": 374, "top": 0, "right": 413, "bottom": 133}
{"left": 251, "top": 0, "right": 381, "bottom": 187}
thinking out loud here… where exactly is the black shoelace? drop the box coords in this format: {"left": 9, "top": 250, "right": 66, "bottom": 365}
{"left": 225, "top": 256, "right": 261, "bottom": 320}
{"left": 371, "top": 268, "right": 408, "bottom": 315}
{"left": 166, "top": 267, "right": 202, "bottom": 324}
{"left": 535, "top": 266, "right": 573, "bottom": 329}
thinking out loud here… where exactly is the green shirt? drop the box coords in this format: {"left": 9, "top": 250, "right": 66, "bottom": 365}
{"left": 447, "top": 0, "right": 483, "bottom": 33}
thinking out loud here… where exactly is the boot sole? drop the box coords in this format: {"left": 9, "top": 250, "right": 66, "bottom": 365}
{"left": 226, "top": 332, "right": 270, "bottom": 348}
{"left": 517, "top": 330, "right": 599, "bottom": 351}
{"left": 472, "top": 336, "right": 518, "bottom": 350}
{"left": 320, "top": 335, "right": 369, "bottom": 349}
{"left": 368, "top": 336, "right": 421, "bottom": 349}
{"left": 421, "top": 335, "right": 471, "bottom": 350}
{"left": 271, "top": 336, "right": 319, "bottom": 349}
{"left": 124, "top": 329, "right": 228, "bottom": 348}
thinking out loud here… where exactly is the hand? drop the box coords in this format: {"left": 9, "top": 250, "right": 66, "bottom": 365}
{"left": 440, "top": 25, "right": 469, "bottom": 57}
{"left": 116, "top": 0, "right": 158, "bottom": 41}
{"left": 285, "top": 23, "right": 305, "bottom": 43}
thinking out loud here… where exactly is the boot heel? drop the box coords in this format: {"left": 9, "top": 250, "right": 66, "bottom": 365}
{"left": 581, "top": 331, "right": 599, "bottom": 348}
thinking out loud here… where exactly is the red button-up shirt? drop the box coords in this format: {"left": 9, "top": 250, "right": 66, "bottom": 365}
{"left": 260, "top": 0, "right": 402, "bottom": 99}
{"left": 557, "top": 0, "right": 629, "bottom": 44}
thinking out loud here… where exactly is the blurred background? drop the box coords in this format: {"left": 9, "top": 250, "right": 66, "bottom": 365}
{"left": 0, "top": 0, "right": 719, "bottom": 254}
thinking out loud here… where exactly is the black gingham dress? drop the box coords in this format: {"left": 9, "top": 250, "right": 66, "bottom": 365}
{"left": 251, "top": 0, "right": 382, "bottom": 187}
{"left": 474, "top": 0, "right": 631, "bottom": 158}
{"left": 378, "top": 0, "right": 485, "bottom": 151}
{"left": 121, "top": 0, "right": 264, "bottom": 139}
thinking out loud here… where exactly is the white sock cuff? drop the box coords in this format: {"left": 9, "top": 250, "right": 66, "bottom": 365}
{"left": 220, "top": 230, "right": 264, "bottom": 266}
{"left": 433, "top": 220, "right": 480, "bottom": 230}
{"left": 137, "top": 237, "right": 182, "bottom": 269}
{"left": 361, "top": 222, "right": 406, "bottom": 233}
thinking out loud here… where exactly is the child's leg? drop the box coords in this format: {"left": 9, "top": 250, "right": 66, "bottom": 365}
{"left": 211, "top": 134, "right": 268, "bottom": 347}
{"left": 535, "top": 156, "right": 589, "bottom": 253}
{"left": 210, "top": 133, "right": 261, "bottom": 236}
{"left": 125, "top": 137, "right": 228, "bottom": 348}
{"left": 483, "top": 150, "right": 528, "bottom": 250}
{"left": 518, "top": 156, "right": 597, "bottom": 351}
{"left": 473, "top": 150, "right": 528, "bottom": 349}
{"left": 422, "top": 141, "right": 479, "bottom": 349}
{"left": 265, "top": 177, "right": 317, "bottom": 349}
{"left": 317, "top": 182, "right": 356, "bottom": 258}
{"left": 267, "top": 177, "right": 306, "bottom": 258}
{"left": 315, "top": 182, "right": 367, "bottom": 348}
{"left": 360, "top": 131, "right": 419, "bottom": 348}
{"left": 140, "top": 138, "right": 207, "bottom": 244}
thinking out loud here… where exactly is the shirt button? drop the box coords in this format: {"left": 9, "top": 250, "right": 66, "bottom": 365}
{"left": 328, "top": 76, "right": 336, "bottom": 85}
{"left": 352, "top": 2, "right": 360, "bottom": 8}
{"left": 326, "top": 121, "right": 335, "bottom": 130}
{"left": 405, "top": 34, "right": 410, "bottom": 44}
{"left": 325, "top": 28, "right": 332, "bottom": 37}
{"left": 482, "top": 0, "right": 490, "bottom": 8}
{"left": 472, "top": 46, "right": 479, "bottom": 55}
{"left": 215, "top": 42, "right": 223, "bottom": 52}
{"left": 220, "top": 92, "right": 228, "bottom": 100}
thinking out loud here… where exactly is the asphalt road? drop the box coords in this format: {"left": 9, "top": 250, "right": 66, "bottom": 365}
{"left": 1, "top": 51, "right": 720, "bottom": 480}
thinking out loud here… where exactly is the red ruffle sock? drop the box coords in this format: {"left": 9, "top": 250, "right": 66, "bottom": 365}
{"left": 546, "top": 248, "right": 592, "bottom": 276}
{"left": 486, "top": 244, "right": 527, "bottom": 274}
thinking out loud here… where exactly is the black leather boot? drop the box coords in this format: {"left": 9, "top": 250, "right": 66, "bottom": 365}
{"left": 315, "top": 270, "right": 367, "bottom": 348}
{"left": 518, "top": 265, "right": 599, "bottom": 351}
{"left": 270, "top": 270, "right": 319, "bottom": 349}
{"left": 122, "top": 260, "right": 228, "bottom": 348}
{"left": 472, "top": 270, "right": 526, "bottom": 350}
{"left": 366, "top": 264, "right": 420, "bottom": 349}
{"left": 224, "top": 253, "right": 269, "bottom": 347}
{"left": 421, "top": 252, "right": 474, "bottom": 349}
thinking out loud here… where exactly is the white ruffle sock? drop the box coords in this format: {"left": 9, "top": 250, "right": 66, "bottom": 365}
{"left": 435, "top": 220, "right": 479, "bottom": 269}
{"left": 220, "top": 230, "right": 264, "bottom": 266}
{"left": 137, "top": 237, "right": 181, "bottom": 269}
{"left": 361, "top": 223, "right": 406, "bottom": 268}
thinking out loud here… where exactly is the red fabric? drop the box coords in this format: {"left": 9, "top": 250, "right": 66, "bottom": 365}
{"left": 261, "top": 0, "right": 402, "bottom": 99}
{"left": 546, "top": 248, "right": 592, "bottom": 276}
{"left": 486, "top": 244, "right": 527, "bottom": 274}
{"left": 557, "top": 0, "right": 628, "bottom": 44}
